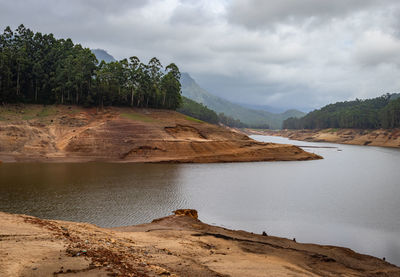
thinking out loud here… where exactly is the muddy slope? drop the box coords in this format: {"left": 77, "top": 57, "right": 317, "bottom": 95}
{"left": 0, "top": 210, "right": 398, "bottom": 277}
{"left": 248, "top": 128, "right": 400, "bottom": 148}
{"left": 0, "top": 105, "right": 320, "bottom": 162}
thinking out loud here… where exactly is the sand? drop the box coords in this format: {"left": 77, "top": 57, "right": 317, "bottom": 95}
{"left": 1, "top": 210, "right": 399, "bottom": 277}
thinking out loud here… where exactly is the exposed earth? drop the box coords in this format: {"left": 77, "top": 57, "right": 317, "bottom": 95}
{"left": 247, "top": 128, "right": 400, "bottom": 148}
{"left": 0, "top": 105, "right": 321, "bottom": 163}
{"left": 1, "top": 210, "right": 399, "bottom": 277}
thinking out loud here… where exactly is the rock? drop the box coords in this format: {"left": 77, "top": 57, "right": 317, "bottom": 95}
{"left": 173, "top": 209, "right": 198, "bottom": 219}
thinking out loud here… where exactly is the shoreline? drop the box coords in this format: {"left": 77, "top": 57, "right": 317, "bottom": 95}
{"left": 245, "top": 128, "right": 400, "bottom": 148}
{"left": 1, "top": 210, "right": 399, "bottom": 276}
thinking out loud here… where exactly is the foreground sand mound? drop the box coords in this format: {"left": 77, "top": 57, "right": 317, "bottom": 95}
{"left": 0, "top": 105, "right": 321, "bottom": 162}
{"left": 1, "top": 210, "right": 398, "bottom": 276}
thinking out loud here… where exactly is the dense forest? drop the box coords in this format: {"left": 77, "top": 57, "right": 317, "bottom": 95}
{"left": 178, "top": 97, "right": 219, "bottom": 124}
{"left": 0, "top": 25, "right": 182, "bottom": 109}
{"left": 178, "top": 96, "right": 254, "bottom": 128}
{"left": 283, "top": 94, "right": 400, "bottom": 129}
{"left": 0, "top": 25, "right": 272, "bottom": 129}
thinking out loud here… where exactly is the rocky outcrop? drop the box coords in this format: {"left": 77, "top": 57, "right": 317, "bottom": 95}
{"left": 0, "top": 105, "right": 321, "bottom": 162}
{"left": 173, "top": 209, "right": 198, "bottom": 219}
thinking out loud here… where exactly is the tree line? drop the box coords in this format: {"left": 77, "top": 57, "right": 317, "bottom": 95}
{"left": 283, "top": 94, "right": 400, "bottom": 129}
{"left": 0, "top": 25, "right": 182, "bottom": 109}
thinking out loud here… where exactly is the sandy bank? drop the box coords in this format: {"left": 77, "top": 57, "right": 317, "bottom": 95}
{"left": 0, "top": 105, "right": 321, "bottom": 163}
{"left": 247, "top": 128, "right": 400, "bottom": 148}
{"left": 0, "top": 210, "right": 398, "bottom": 277}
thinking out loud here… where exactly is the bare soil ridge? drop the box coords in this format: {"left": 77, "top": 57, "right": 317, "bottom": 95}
{"left": 0, "top": 105, "right": 321, "bottom": 163}
{"left": 247, "top": 128, "right": 400, "bottom": 148}
{"left": 0, "top": 210, "right": 398, "bottom": 277}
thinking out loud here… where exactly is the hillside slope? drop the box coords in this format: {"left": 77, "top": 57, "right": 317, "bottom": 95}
{"left": 180, "top": 73, "right": 305, "bottom": 129}
{"left": 0, "top": 105, "right": 320, "bottom": 163}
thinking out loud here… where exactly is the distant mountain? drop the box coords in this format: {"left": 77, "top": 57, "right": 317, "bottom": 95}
{"left": 91, "top": 49, "right": 116, "bottom": 63}
{"left": 389, "top": 93, "right": 400, "bottom": 100}
{"left": 235, "top": 103, "right": 287, "bottom": 114}
{"left": 180, "top": 73, "right": 305, "bottom": 129}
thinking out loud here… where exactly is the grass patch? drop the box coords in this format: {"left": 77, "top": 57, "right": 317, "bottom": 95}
{"left": 185, "top": 116, "right": 204, "bottom": 123}
{"left": 37, "top": 106, "right": 57, "bottom": 117}
{"left": 322, "top": 128, "right": 339, "bottom": 133}
{"left": 0, "top": 105, "right": 59, "bottom": 121}
{"left": 121, "top": 112, "right": 157, "bottom": 123}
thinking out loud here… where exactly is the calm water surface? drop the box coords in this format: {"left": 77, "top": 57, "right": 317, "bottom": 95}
{"left": 1, "top": 135, "right": 400, "bottom": 265}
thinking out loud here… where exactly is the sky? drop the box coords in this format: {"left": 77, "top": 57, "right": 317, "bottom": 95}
{"left": 1, "top": 0, "right": 400, "bottom": 112}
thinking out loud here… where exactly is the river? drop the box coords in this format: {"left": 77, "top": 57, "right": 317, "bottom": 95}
{"left": 1, "top": 135, "right": 400, "bottom": 265}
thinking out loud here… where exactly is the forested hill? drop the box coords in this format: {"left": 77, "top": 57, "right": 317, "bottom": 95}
{"left": 0, "top": 25, "right": 181, "bottom": 110}
{"left": 180, "top": 73, "right": 305, "bottom": 129}
{"left": 283, "top": 94, "right": 400, "bottom": 129}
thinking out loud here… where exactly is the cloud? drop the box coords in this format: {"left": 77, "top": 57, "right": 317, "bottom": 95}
{"left": 227, "top": 0, "right": 399, "bottom": 29}
{"left": 1, "top": 0, "right": 400, "bottom": 111}
{"left": 353, "top": 31, "right": 400, "bottom": 67}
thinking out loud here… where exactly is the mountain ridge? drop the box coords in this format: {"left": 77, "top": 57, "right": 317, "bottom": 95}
{"left": 91, "top": 49, "right": 116, "bottom": 63}
{"left": 180, "top": 72, "right": 305, "bottom": 129}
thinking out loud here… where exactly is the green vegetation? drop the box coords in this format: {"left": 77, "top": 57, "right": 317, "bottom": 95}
{"left": 120, "top": 113, "right": 157, "bottom": 123}
{"left": 184, "top": 115, "right": 204, "bottom": 123}
{"left": 217, "top": 112, "right": 247, "bottom": 128}
{"left": 283, "top": 94, "right": 400, "bottom": 129}
{"left": 0, "top": 105, "right": 58, "bottom": 121}
{"left": 178, "top": 96, "right": 263, "bottom": 128}
{"left": 0, "top": 25, "right": 182, "bottom": 110}
{"left": 178, "top": 97, "right": 219, "bottom": 124}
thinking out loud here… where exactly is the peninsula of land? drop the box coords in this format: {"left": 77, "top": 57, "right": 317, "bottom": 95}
{"left": 0, "top": 105, "right": 320, "bottom": 163}
{"left": 247, "top": 129, "right": 400, "bottom": 148}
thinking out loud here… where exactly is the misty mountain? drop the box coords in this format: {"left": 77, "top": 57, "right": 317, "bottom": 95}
{"left": 180, "top": 73, "right": 305, "bottom": 129}
{"left": 91, "top": 49, "right": 116, "bottom": 63}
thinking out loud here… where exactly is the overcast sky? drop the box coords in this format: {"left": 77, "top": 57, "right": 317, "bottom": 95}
{"left": 2, "top": 0, "right": 400, "bottom": 111}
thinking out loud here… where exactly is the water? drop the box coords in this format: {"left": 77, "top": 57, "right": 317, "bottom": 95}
{"left": 1, "top": 135, "right": 400, "bottom": 265}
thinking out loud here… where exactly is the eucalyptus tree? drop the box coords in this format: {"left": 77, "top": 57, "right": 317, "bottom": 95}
{"left": 0, "top": 24, "right": 182, "bottom": 111}
{"left": 161, "top": 63, "right": 181, "bottom": 109}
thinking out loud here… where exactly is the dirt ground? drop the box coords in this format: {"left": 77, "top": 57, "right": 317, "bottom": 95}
{"left": 247, "top": 128, "right": 400, "bottom": 148}
{"left": 1, "top": 210, "right": 399, "bottom": 277}
{"left": 0, "top": 105, "right": 321, "bottom": 163}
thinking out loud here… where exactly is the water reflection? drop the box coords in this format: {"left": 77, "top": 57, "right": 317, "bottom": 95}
{"left": 0, "top": 163, "right": 185, "bottom": 225}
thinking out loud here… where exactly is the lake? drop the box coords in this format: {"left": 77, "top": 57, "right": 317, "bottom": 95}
{"left": 1, "top": 135, "right": 400, "bottom": 265}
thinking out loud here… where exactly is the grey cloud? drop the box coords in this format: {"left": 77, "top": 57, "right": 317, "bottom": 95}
{"left": 227, "top": 0, "right": 399, "bottom": 29}
{"left": 169, "top": 2, "right": 215, "bottom": 26}
{"left": 2, "top": 0, "right": 400, "bottom": 111}
{"left": 352, "top": 31, "right": 400, "bottom": 67}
